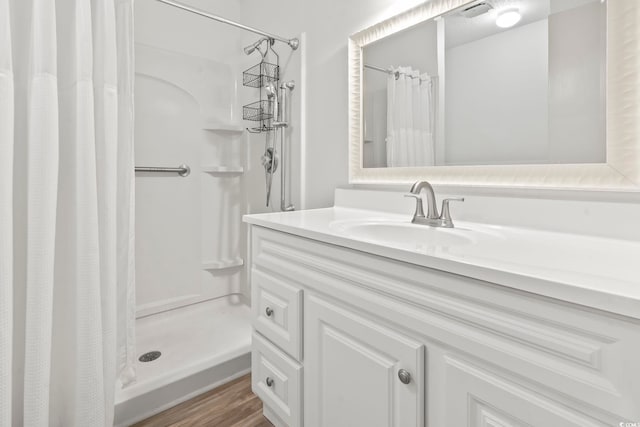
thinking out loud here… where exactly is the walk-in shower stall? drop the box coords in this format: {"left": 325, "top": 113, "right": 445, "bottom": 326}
{"left": 114, "top": 1, "right": 302, "bottom": 424}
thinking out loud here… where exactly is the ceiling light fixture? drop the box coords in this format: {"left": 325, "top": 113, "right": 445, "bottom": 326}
{"left": 496, "top": 8, "right": 521, "bottom": 28}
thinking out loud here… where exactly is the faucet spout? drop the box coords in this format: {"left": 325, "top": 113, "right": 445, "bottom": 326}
{"left": 406, "top": 181, "right": 464, "bottom": 228}
{"left": 409, "top": 181, "right": 439, "bottom": 219}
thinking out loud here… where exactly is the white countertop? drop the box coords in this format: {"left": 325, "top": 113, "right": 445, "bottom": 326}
{"left": 244, "top": 207, "right": 640, "bottom": 320}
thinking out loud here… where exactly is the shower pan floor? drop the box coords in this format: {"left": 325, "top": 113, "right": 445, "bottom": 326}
{"left": 115, "top": 295, "right": 252, "bottom": 426}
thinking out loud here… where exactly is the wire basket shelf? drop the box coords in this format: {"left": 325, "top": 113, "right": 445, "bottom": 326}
{"left": 243, "top": 100, "right": 273, "bottom": 122}
{"left": 243, "top": 62, "right": 279, "bottom": 88}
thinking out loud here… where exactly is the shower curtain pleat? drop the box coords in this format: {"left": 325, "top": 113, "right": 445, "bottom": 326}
{"left": 386, "top": 72, "right": 395, "bottom": 167}
{"left": 23, "top": 0, "right": 60, "bottom": 424}
{"left": 415, "top": 75, "right": 426, "bottom": 165}
{"left": 115, "top": 0, "right": 137, "bottom": 389}
{"left": 392, "top": 68, "right": 411, "bottom": 167}
{"left": 420, "top": 74, "right": 434, "bottom": 166}
{"left": 405, "top": 70, "right": 416, "bottom": 166}
{"left": 0, "top": 0, "right": 14, "bottom": 425}
{"left": 401, "top": 70, "right": 410, "bottom": 165}
{"left": 52, "top": 0, "right": 107, "bottom": 424}
{"left": 92, "top": 0, "right": 120, "bottom": 423}
{"left": 3, "top": 0, "right": 136, "bottom": 425}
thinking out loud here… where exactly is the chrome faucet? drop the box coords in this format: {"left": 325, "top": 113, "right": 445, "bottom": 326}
{"left": 405, "top": 181, "right": 464, "bottom": 228}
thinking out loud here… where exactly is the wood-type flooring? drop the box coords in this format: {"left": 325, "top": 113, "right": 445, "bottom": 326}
{"left": 133, "top": 374, "right": 273, "bottom": 427}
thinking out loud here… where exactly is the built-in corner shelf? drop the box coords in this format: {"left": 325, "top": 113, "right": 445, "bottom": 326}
{"left": 201, "top": 120, "right": 244, "bottom": 132}
{"left": 201, "top": 166, "right": 244, "bottom": 174}
{"left": 202, "top": 258, "right": 244, "bottom": 271}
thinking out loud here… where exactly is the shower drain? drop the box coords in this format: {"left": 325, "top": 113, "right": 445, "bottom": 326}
{"left": 138, "top": 351, "right": 161, "bottom": 362}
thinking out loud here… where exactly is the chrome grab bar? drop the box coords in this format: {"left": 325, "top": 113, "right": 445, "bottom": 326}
{"left": 135, "top": 164, "right": 191, "bottom": 177}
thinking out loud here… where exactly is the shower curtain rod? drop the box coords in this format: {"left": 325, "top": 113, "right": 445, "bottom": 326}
{"left": 155, "top": 0, "right": 299, "bottom": 50}
{"left": 364, "top": 64, "right": 390, "bottom": 74}
{"left": 364, "top": 64, "right": 438, "bottom": 80}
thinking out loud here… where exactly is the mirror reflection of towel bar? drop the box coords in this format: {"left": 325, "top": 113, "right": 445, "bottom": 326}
{"left": 135, "top": 164, "right": 190, "bottom": 177}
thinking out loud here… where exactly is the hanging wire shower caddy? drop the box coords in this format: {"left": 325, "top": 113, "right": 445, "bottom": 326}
{"left": 242, "top": 56, "right": 279, "bottom": 132}
{"left": 243, "top": 100, "right": 273, "bottom": 122}
{"left": 243, "top": 61, "right": 279, "bottom": 88}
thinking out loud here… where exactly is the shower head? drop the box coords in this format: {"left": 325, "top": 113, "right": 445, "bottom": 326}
{"left": 244, "top": 37, "right": 271, "bottom": 55}
{"left": 265, "top": 82, "right": 279, "bottom": 122}
{"left": 244, "top": 37, "right": 299, "bottom": 55}
{"left": 287, "top": 38, "right": 299, "bottom": 50}
{"left": 265, "top": 82, "right": 278, "bottom": 99}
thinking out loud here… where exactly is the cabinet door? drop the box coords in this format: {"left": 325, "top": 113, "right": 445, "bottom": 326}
{"left": 305, "top": 294, "right": 425, "bottom": 427}
{"left": 444, "top": 356, "right": 611, "bottom": 427}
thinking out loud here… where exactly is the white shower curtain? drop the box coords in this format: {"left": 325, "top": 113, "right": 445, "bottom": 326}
{"left": 1, "top": 0, "right": 136, "bottom": 426}
{"left": 386, "top": 67, "right": 434, "bottom": 167}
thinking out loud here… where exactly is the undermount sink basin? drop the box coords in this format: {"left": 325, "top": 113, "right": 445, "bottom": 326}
{"left": 330, "top": 219, "right": 478, "bottom": 250}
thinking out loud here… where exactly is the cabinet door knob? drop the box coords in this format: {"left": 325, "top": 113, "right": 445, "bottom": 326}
{"left": 265, "top": 377, "right": 274, "bottom": 387}
{"left": 398, "top": 369, "right": 411, "bottom": 384}
{"left": 265, "top": 307, "right": 274, "bottom": 317}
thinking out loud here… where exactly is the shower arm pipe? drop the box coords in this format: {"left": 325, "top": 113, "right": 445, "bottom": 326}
{"left": 155, "top": 0, "right": 300, "bottom": 50}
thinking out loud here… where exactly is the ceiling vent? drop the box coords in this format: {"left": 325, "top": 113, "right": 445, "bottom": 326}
{"left": 460, "top": 2, "right": 494, "bottom": 18}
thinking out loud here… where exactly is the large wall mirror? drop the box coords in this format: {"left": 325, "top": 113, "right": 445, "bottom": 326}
{"left": 349, "top": 0, "right": 640, "bottom": 189}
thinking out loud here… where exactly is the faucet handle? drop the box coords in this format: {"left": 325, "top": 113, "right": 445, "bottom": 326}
{"left": 404, "top": 194, "right": 425, "bottom": 222}
{"left": 440, "top": 198, "right": 465, "bottom": 228}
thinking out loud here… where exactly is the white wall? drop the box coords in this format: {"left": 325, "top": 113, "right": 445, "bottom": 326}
{"left": 135, "top": 0, "right": 242, "bottom": 61}
{"left": 445, "top": 19, "right": 550, "bottom": 165}
{"left": 445, "top": 3, "right": 605, "bottom": 166}
{"left": 548, "top": 1, "right": 606, "bottom": 164}
{"left": 134, "top": 1, "right": 248, "bottom": 314}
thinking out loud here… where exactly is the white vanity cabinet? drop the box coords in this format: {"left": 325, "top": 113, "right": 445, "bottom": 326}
{"left": 249, "top": 225, "right": 640, "bottom": 427}
{"left": 304, "top": 294, "right": 425, "bottom": 427}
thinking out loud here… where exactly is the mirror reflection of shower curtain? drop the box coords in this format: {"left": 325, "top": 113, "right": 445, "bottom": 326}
{"left": 386, "top": 67, "right": 434, "bottom": 167}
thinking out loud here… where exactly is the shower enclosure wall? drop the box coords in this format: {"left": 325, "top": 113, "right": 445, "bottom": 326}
{"left": 114, "top": 1, "right": 303, "bottom": 424}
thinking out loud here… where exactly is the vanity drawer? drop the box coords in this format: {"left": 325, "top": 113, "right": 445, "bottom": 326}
{"left": 252, "top": 269, "right": 303, "bottom": 360}
{"left": 252, "top": 332, "right": 302, "bottom": 427}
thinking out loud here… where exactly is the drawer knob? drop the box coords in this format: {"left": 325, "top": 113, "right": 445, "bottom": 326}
{"left": 265, "top": 377, "right": 274, "bottom": 387}
{"left": 398, "top": 369, "right": 411, "bottom": 385}
{"left": 265, "top": 307, "right": 274, "bottom": 317}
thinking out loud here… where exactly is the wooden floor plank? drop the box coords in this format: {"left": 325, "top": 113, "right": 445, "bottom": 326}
{"left": 133, "top": 374, "right": 273, "bottom": 427}
{"left": 229, "top": 410, "right": 273, "bottom": 427}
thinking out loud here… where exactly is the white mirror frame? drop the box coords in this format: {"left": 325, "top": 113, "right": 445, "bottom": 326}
{"left": 349, "top": 0, "right": 640, "bottom": 190}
